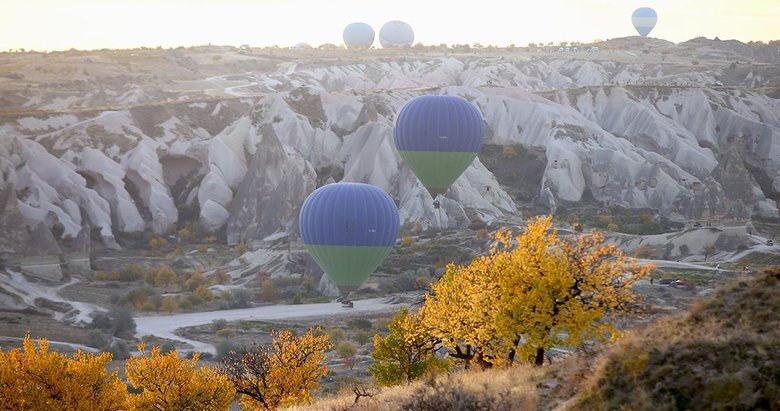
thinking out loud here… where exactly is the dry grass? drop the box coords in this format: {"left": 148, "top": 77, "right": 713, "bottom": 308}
{"left": 288, "top": 366, "right": 547, "bottom": 411}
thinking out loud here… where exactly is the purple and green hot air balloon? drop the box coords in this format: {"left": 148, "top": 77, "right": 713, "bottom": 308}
{"left": 299, "top": 183, "right": 400, "bottom": 295}
{"left": 394, "top": 95, "right": 485, "bottom": 198}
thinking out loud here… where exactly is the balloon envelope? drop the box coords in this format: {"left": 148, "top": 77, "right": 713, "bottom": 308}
{"left": 343, "top": 22, "right": 375, "bottom": 49}
{"left": 631, "top": 7, "right": 657, "bottom": 37}
{"left": 393, "top": 95, "right": 484, "bottom": 197}
{"left": 379, "top": 21, "right": 414, "bottom": 48}
{"left": 299, "top": 183, "right": 399, "bottom": 293}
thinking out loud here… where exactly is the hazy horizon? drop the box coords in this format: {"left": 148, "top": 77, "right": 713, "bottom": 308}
{"left": 1, "top": 0, "right": 779, "bottom": 52}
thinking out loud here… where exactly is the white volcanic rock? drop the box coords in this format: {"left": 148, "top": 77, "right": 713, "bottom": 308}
{"left": 251, "top": 90, "right": 342, "bottom": 170}
{"left": 196, "top": 117, "right": 255, "bottom": 231}
{"left": 555, "top": 87, "right": 718, "bottom": 179}
{"left": 200, "top": 199, "right": 230, "bottom": 231}
{"left": 226, "top": 124, "right": 317, "bottom": 244}
{"left": 449, "top": 158, "right": 517, "bottom": 220}
{"left": 74, "top": 148, "right": 145, "bottom": 233}
{"left": 0, "top": 185, "right": 30, "bottom": 256}
{"left": 199, "top": 166, "right": 233, "bottom": 213}
{"left": 205, "top": 117, "right": 250, "bottom": 187}
{"left": 341, "top": 122, "right": 400, "bottom": 193}
{"left": 122, "top": 139, "right": 177, "bottom": 233}
{"left": 2, "top": 55, "right": 779, "bottom": 243}
{"left": 15, "top": 139, "right": 117, "bottom": 245}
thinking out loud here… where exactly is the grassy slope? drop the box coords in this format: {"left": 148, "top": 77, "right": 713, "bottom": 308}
{"left": 575, "top": 265, "right": 780, "bottom": 411}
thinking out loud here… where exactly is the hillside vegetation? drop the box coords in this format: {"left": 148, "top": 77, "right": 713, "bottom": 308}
{"left": 576, "top": 265, "right": 780, "bottom": 411}
{"left": 295, "top": 266, "right": 780, "bottom": 411}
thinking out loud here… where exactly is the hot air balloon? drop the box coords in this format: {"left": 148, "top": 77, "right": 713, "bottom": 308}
{"left": 343, "top": 22, "right": 375, "bottom": 49}
{"left": 299, "top": 183, "right": 400, "bottom": 298}
{"left": 379, "top": 21, "right": 414, "bottom": 48}
{"left": 631, "top": 7, "right": 657, "bottom": 37}
{"left": 394, "top": 95, "right": 484, "bottom": 203}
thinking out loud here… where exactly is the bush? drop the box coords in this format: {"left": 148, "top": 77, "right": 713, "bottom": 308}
{"left": 161, "top": 297, "right": 179, "bottom": 314}
{"left": 216, "top": 327, "right": 235, "bottom": 339}
{"left": 347, "top": 318, "right": 373, "bottom": 331}
{"left": 260, "top": 279, "right": 279, "bottom": 302}
{"left": 109, "top": 340, "right": 131, "bottom": 360}
{"left": 194, "top": 285, "right": 214, "bottom": 302}
{"left": 634, "top": 244, "right": 653, "bottom": 259}
{"left": 211, "top": 319, "right": 229, "bottom": 333}
{"left": 183, "top": 272, "right": 208, "bottom": 291}
{"left": 109, "top": 307, "right": 136, "bottom": 339}
{"left": 393, "top": 272, "right": 421, "bottom": 292}
{"left": 234, "top": 242, "right": 249, "bottom": 256}
{"left": 231, "top": 289, "right": 251, "bottom": 308}
{"left": 336, "top": 342, "right": 358, "bottom": 369}
{"left": 88, "top": 313, "right": 113, "bottom": 333}
{"left": 596, "top": 215, "right": 614, "bottom": 229}
{"left": 178, "top": 298, "right": 193, "bottom": 311}
{"left": 328, "top": 328, "right": 347, "bottom": 346}
{"left": 355, "top": 330, "right": 374, "bottom": 346}
{"left": 145, "top": 267, "right": 177, "bottom": 287}
{"left": 123, "top": 286, "right": 158, "bottom": 309}
{"left": 160, "top": 341, "right": 177, "bottom": 354}
{"left": 119, "top": 264, "right": 145, "bottom": 282}
{"left": 88, "top": 329, "right": 110, "bottom": 349}
{"left": 214, "top": 340, "right": 240, "bottom": 361}
{"left": 502, "top": 145, "right": 518, "bottom": 158}
{"left": 401, "top": 236, "right": 416, "bottom": 247}
{"left": 219, "top": 289, "right": 252, "bottom": 309}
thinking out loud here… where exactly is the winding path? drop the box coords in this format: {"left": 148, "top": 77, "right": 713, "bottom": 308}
{"left": 134, "top": 298, "right": 406, "bottom": 354}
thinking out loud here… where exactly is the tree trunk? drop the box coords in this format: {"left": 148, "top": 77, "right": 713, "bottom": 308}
{"left": 534, "top": 347, "right": 545, "bottom": 366}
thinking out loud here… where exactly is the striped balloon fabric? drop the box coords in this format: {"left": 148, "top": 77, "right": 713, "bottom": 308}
{"left": 299, "top": 183, "right": 400, "bottom": 293}
{"left": 394, "top": 94, "right": 485, "bottom": 197}
{"left": 632, "top": 7, "right": 658, "bottom": 37}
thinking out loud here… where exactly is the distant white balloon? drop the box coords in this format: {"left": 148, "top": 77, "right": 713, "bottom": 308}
{"left": 343, "top": 22, "right": 375, "bottom": 49}
{"left": 379, "top": 21, "right": 414, "bottom": 48}
{"left": 293, "top": 42, "right": 313, "bottom": 50}
{"left": 631, "top": 7, "right": 658, "bottom": 37}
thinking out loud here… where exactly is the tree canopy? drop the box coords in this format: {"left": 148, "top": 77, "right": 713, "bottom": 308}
{"left": 400, "top": 216, "right": 651, "bottom": 372}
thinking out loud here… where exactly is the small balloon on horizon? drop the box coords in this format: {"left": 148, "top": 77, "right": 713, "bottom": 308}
{"left": 632, "top": 7, "right": 658, "bottom": 37}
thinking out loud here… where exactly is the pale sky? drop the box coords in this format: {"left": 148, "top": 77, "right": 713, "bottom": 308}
{"left": 1, "top": 0, "right": 778, "bottom": 51}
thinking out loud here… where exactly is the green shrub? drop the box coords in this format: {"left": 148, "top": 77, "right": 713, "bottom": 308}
{"left": 347, "top": 318, "right": 373, "bottom": 331}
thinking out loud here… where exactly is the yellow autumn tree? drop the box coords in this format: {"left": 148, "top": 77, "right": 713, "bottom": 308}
{"left": 413, "top": 216, "right": 651, "bottom": 369}
{"left": 369, "top": 308, "right": 448, "bottom": 386}
{"left": 495, "top": 216, "right": 651, "bottom": 365}
{"left": 0, "top": 335, "right": 127, "bottom": 410}
{"left": 418, "top": 260, "right": 514, "bottom": 368}
{"left": 219, "top": 328, "right": 331, "bottom": 410}
{"left": 125, "top": 343, "right": 235, "bottom": 411}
